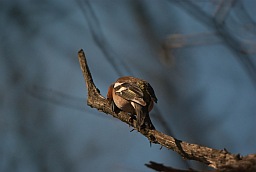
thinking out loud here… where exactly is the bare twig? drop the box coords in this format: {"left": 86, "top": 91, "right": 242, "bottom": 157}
{"left": 213, "top": 0, "right": 235, "bottom": 24}
{"left": 78, "top": 49, "right": 256, "bottom": 171}
{"left": 145, "top": 161, "right": 194, "bottom": 172}
{"left": 77, "top": 0, "right": 130, "bottom": 76}
{"left": 27, "top": 86, "right": 85, "bottom": 111}
{"left": 164, "top": 32, "right": 221, "bottom": 49}
{"left": 168, "top": 0, "right": 256, "bottom": 87}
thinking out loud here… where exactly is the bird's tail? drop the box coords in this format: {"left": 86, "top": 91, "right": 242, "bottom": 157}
{"left": 133, "top": 103, "right": 146, "bottom": 130}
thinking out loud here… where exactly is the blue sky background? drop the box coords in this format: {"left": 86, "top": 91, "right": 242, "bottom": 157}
{"left": 1, "top": 0, "right": 256, "bottom": 171}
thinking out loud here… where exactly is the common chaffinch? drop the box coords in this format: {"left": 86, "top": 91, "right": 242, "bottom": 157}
{"left": 107, "top": 76, "right": 157, "bottom": 131}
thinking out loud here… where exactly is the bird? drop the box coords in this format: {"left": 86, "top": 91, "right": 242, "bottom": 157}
{"left": 107, "top": 76, "right": 157, "bottom": 131}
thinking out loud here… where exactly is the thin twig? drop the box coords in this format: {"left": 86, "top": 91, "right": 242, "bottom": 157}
{"left": 170, "top": 0, "right": 256, "bottom": 88}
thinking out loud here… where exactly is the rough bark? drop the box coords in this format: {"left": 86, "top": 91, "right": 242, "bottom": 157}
{"left": 78, "top": 49, "right": 256, "bottom": 171}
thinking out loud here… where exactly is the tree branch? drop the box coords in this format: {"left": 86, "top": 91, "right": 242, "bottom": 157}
{"left": 78, "top": 49, "right": 256, "bottom": 171}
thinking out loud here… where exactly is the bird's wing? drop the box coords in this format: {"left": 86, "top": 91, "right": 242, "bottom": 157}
{"left": 114, "top": 82, "right": 146, "bottom": 106}
{"left": 145, "top": 82, "right": 158, "bottom": 103}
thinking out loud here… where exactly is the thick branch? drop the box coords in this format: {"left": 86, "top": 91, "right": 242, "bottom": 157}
{"left": 78, "top": 49, "right": 256, "bottom": 171}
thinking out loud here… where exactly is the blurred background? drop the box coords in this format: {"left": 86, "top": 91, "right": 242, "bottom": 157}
{"left": 1, "top": 0, "right": 256, "bottom": 171}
